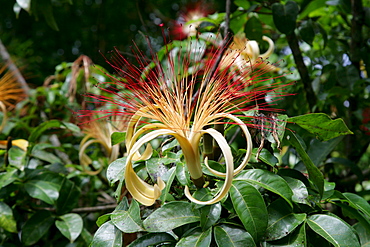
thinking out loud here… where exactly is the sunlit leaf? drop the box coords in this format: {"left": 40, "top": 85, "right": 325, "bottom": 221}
{"left": 289, "top": 113, "right": 353, "bottom": 141}
{"left": 307, "top": 214, "right": 360, "bottom": 247}
{"left": 266, "top": 199, "right": 306, "bottom": 241}
{"left": 111, "top": 199, "right": 145, "bottom": 233}
{"left": 230, "top": 180, "right": 268, "bottom": 242}
{"left": 214, "top": 224, "right": 256, "bottom": 247}
{"left": 175, "top": 227, "right": 212, "bottom": 247}
{"left": 0, "top": 202, "right": 17, "bottom": 233}
{"left": 128, "top": 233, "right": 176, "bottom": 247}
{"left": 235, "top": 169, "right": 293, "bottom": 207}
{"left": 55, "top": 213, "right": 83, "bottom": 243}
{"left": 143, "top": 201, "right": 200, "bottom": 232}
{"left": 90, "top": 221, "right": 122, "bottom": 247}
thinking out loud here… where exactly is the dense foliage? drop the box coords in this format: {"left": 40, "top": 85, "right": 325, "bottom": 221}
{"left": 1, "top": 0, "right": 370, "bottom": 246}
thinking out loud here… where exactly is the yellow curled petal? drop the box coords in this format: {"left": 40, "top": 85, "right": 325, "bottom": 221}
{"left": 11, "top": 139, "right": 29, "bottom": 151}
{"left": 79, "top": 139, "right": 105, "bottom": 175}
{"left": 185, "top": 128, "right": 234, "bottom": 205}
{"left": 125, "top": 129, "right": 176, "bottom": 205}
{"left": 0, "top": 139, "right": 29, "bottom": 151}
{"left": 260, "top": 36, "right": 275, "bottom": 59}
{"left": 203, "top": 113, "right": 252, "bottom": 177}
{"left": 0, "top": 101, "right": 7, "bottom": 133}
{"left": 245, "top": 40, "right": 260, "bottom": 62}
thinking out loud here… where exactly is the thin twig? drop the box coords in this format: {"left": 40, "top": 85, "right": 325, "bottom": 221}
{"left": 0, "top": 39, "right": 30, "bottom": 95}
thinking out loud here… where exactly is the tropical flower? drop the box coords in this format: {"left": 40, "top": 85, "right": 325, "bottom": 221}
{"left": 79, "top": 116, "right": 127, "bottom": 175}
{"left": 171, "top": 2, "right": 213, "bottom": 40}
{"left": 0, "top": 64, "right": 25, "bottom": 132}
{"left": 221, "top": 34, "right": 279, "bottom": 74}
{"left": 81, "top": 39, "right": 287, "bottom": 206}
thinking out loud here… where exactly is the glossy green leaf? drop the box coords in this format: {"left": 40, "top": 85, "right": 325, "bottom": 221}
{"left": 283, "top": 176, "right": 309, "bottom": 204}
{"left": 90, "top": 221, "right": 122, "bottom": 247}
{"left": 214, "top": 224, "right": 256, "bottom": 247}
{"left": 245, "top": 16, "right": 262, "bottom": 42}
{"left": 80, "top": 227, "right": 93, "bottom": 246}
{"left": 230, "top": 180, "right": 268, "bottom": 242}
{"left": 111, "top": 132, "right": 126, "bottom": 146}
{"left": 200, "top": 203, "right": 221, "bottom": 230}
{"left": 111, "top": 199, "right": 144, "bottom": 233}
{"left": 235, "top": 169, "right": 293, "bottom": 207}
{"left": 56, "top": 177, "right": 81, "bottom": 215}
{"left": 353, "top": 223, "right": 370, "bottom": 247}
{"left": 254, "top": 148, "right": 279, "bottom": 167}
{"left": 307, "top": 214, "right": 360, "bottom": 247}
{"left": 176, "top": 161, "right": 190, "bottom": 186}
{"left": 143, "top": 201, "right": 200, "bottom": 232}
{"left": 175, "top": 227, "right": 212, "bottom": 247}
{"left": 266, "top": 199, "right": 306, "bottom": 241}
{"left": 21, "top": 210, "right": 54, "bottom": 246}
{"left": 24, "top": 179, "right": 60, "bottom": 204}
{"left": 128, "top": 233, "right": 176, "bottom": 247}
{"left": 159, "top": 166, "right": 176, "bottom": 203}
{"left": 0, "top": 202, "right": 17, "bottom": 233}
{"left": 272, "top": 1, "right": 299, "bottom": 35}
{"left": 286, "top": 130, "right": 324, "bottom": 197}
{"left": 343, "top": 192, "right": 370, "bottom": 218}
{"left": 8, "top": 147, "right": 26, "bottom": 170}
{"left": 307, "top": 137, "right": 343, "bottom": 167}
{"left": 107, "top": 157, "right": 127, "bottom": 186}
{"left": 55, "top": 213, "right": 83, "bottom": 243}
{"left": 288, "top": 113, "right": 353, "bottom": 141}
{"left": 264, "top": 223, "right": 307, "bottom": 246}
{"left": 28, "top": 120, "right": 77, "bottom": 143}
{"left": 0, "top": 167, "right": 18, "bottom": 188}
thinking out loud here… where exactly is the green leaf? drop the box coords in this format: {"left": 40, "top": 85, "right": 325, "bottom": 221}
{"left": 0, "top": 202, "right": 17, "bottom": 233}
{"left": 56, "top": 177, "right": 81, "bottom": 215}
{"left": 214, "top": 224, "right": 256, "bottom": 247}
{"left": 24, "top": 179, "right": 60, "bottom": 204}
{"left": 8, "top": 147, "right": 26, "bottom": 170}
{"left": 90, "top": 221, "right": 122, "bottom": 247}
{"left": 342, "top": 192, "right": 370, "bottom": 219}
{"left": 28, "top": 120, "right": 78, "bottom": 144}
{"left": 128, "top": 233, "right": 176, "bottom": 247}
{"left": 175, "top": 227, "right": 212, "bottom": 247}
{"left": 176, "top": 161, "right": 191, "bottom": 186}
{"left": 245, "top": 16, "right": 263, "bottom": 42}
{"left": 32, "top": 0, "right": 59, "bottom": 31}
{"left": 307, "top": 214, "right": 360, "bottom": 247}
{"left": 283, "top": 176, "right": 309, "bottom": 204}
{"left": 107, "top": 157, "right": 127, "bottom": 186}
{"left": 143, "top": 201, "right": 200, "bottom": 232}
{"left": 230, "top": 180, "right": 268, "bottom": 242}
{"left": 353, "top": 223, "right": 370, "bottom": 247}
{"left": 111, "top": 132, "right": 126, "bottom": 146}
{"left": 55, "top": 213, "right": 83, "bottom": 243}
{"left": 111, "top": 199, "right": 145, "bottom": 233}
{"left": 266, "top": 199, "right": 306, "bottom": 241}
{"left": 255, "top": 148, "right": 279, "bottom": 167}
{"left": 200, "top": 203, "right": 221, "bottom": 230}
{"left": 21, "top": 210, "right": 54, "bottom": 246}
{"left": 80, "top": 227, "right": 94, "bottom": 246}
{"left": 288, "top": 113, "right": 353, "bottom": 141}
{"left": 159, "top": 167, "right": 176, "bottom": 203}
{"left": 235, "top": 169, "right": 293, "bottom": 207}
{"left": 272, "top": 1, "right": 299, "bottom": 35}
{"left": 264, "top": 223, "right": 307, "bottom": 246}
{"left": 286, "top": 130, "right": 324, "bottom": 197}
{"left": 307, "top": 137, "right": 343, "bottom": 167}
{"left": 0, "top": 167, "right": 18, "bottom": 188}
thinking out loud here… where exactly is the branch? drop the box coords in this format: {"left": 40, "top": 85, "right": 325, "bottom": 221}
{"left": 38, "top": 204, "right": 118, "bottom": 213}
{"left": 0, "top": 39, "right": 30, "bottom": 95}
{"left": 286, "top": 32, "right": 315, "bottom": 110}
